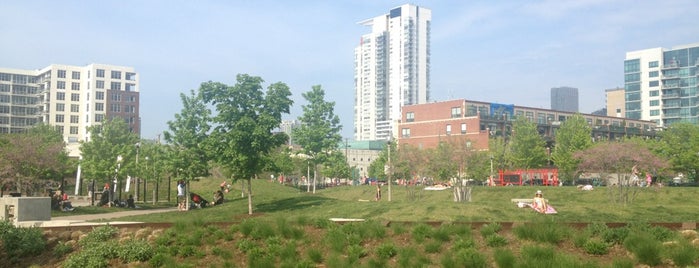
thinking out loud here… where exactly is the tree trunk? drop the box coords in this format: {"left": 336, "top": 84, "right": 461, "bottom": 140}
{"left": 247, "top": 179, "right": 253, "bottom": 215}
{"left": 313, "top": 165, "right": 317, "bottom": 194}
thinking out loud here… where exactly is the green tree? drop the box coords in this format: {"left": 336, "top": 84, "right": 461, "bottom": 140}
{"left": 508, "top": 117, "right": 547, "bottom": 169}
{"left": 0, "top": 124, "right": 71, "bottom": 196}
{"left": 200, "top": 74, "right": 293, "bottom": 214}
{"left": 80, "top": 118, "right": 139, "bottom": 201}
{"left": 551, "top": 114, "right": 592, "bottom": 182}
{"left": 320, "top": 151, "right": 350, "bottom": 180}
{"left": 163, "top": 89, "right": 212, "bottom": 209}
{"left": 653, "top": 122, "right": 699, "bottom": 181}
{"left": 137, "top": 141, "right": 168, "bottom": 203}
{"left": 291, "top": 85, "right": 342, "bottom": 193}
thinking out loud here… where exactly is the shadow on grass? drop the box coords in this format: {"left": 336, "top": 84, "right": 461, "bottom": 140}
{"left": 255, "top": 195, "right": 334, "bottom": 213}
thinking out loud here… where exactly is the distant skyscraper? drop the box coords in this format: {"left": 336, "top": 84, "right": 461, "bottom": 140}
{"left": 0, "top": 64, "right": 140, "bottom": 157}
{"left": 354, "top": 4, "right": 431, "bottom": 141}
{"left": 550, "top": 87, "right": 579, "bottom": 112}
{"left": 605, "top": 87, "right": 625, "bottom": 117}
{"left": 624, "top": 42, "right": 699, "bottom": 127}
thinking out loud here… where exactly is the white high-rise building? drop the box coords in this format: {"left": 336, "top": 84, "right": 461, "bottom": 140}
{"left": 624, "top": 43, "right": 699, "bottom": 127}
{"left": 0, "top": 64, "right": 140, "bottom": 157}
{"left": 354, "top": 4, "right": 431, "bottom": 141}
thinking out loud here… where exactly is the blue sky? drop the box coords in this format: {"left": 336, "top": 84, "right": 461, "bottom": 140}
{"left": 2, "top": 0, "right": 698, "bottom": 140}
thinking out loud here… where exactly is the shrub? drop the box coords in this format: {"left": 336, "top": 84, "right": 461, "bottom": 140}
{"left": 433, "top": 226, "right": 452, "bottom": 242}
{"left": 365, "top": 220, "right": 387, "bottom": 239}
{"left": 148, "top": 252, "right": 175, "bottom": 268}
{"left": 0, "top": 221, "right": 46, "bottom": 261}
{"left": 485, "top": 234, "right": 508, "bottom": 247}
{"left": 585, "top": 222, "right": 608, "bottom": 236}
{"left": 53, "top": 241, "right": 73, "bottom": 257}
{"left": 480, "top": 222, "right": 502, "bottom": 237}
{"left": 307, "top": 248, "right": 324, "bottom": 263}
{"left": 397, "top": 247, "right": 417, "bottom": 267}
{"left": 412, "top": 224, "right": 432, "bottom": 243}
{"left": 424, "top": 241, "right": 442, "bottom": 253}
{"left": 376, "top": 242, "right": 398, "bottom": 259}
{"left": 324, "top": 228, "right": 346, "bottom": 252}
{"left": 78, "top": 225, "right": 118, "bottom": 246}
{"left": 493, "top": 248, "right": 516, "bottom": 268}
{"left": 572, "top": 230, "right": 591, "bottom": 248}
{"left": 452, "top": 237, "right": 476, "bottom": 251}
{"left": 347, "top": 244, "right": 367, "bottom": 263}
{"left": 611, "top": 258, "right": 635, "bottom": 268}
{"left": 211, "top": 246, "right": 232, "bottom": 258}
{"left": 279, "top": 241, "right": 299, "bottom": 262}
{"left": 666, "top": 241, "right": 699, "bottom": 267}
{"left": 623, "top": 234, "right": 662, "bottom": 266}
{"left": 583, "top": 238, "right": 609, "bottom": 255}
{"left": 313, "top": 218, "right": 332, "bottom": 229}
{"left": 117, "top": 239, "right": 154, "bottom": 263}
{"left": 391, "top": 223, "right": 407, "bottom": 235}
{"left": 236, "top": 238, "right": 257, "bottom": 253}
{"left": 602, "top": 226, "right": 630, "bottom": 245}
{"left": 454, "top": 248, "right": 487, "bottom": 268}
{"left": 513, "top": 222, "right": 569, "bottom": 244}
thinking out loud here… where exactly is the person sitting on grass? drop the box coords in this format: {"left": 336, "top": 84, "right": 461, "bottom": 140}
{"left": 190, "top": 192, "right": 208, "bottom": 209}
{"left": 211, "top": 190, "right": 224, "bottom": 206}
{"left": 126, "top": 194, "right": 136, "bottom": 208}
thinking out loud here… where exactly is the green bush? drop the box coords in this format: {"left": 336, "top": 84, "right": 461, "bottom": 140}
{"left": 307, "top": 248, "right": 324, "bottom": 263}
{"left": 454, "top": 248, "right": 487, "bottom": 268}
{"left": 623, "top": 234, "right": 662, "bottom": 266}
{"left": 148, "top": 252, "right": 175, "bottom": 268}
{"left": 572, "top": 230, "right": 590, "bottom": 248}
{"left": 412, "top": 224, "right": 432, "bottom": 243}
{"left": 0, "top": 221, "right": 46, "bottom": 262}
{"left": 493, "top": 248, "right": 516, "bottom": 268}
{"left": 611, "top": 258, "right": 635, "bottom": 268}
{"left": 79, "top": 225, "right": 118, "bottom": 246}
{"left": 667, "top": 241, "right": 699, "bottom": 267}
{"left": 582, "top": 238, "right": 609, "bottom": 255}
{"left": 62, "top": 241, "right": 118, "bottom": 268}
{"left": 480, "top": 222, "right": 502, "bottom": 237}
{"left": 513, "top": 221, "right": 569, "bottom": 244}
{"left": 53, "top": 241, "right": 73, "bottom": 257}
{"left": 424, "top": 241, "right": 442, "bottom": 253}
{"left": 585, "top": 222, "right": 608, "bottom": 236}
{"left": 452, "top": 237, "right": 476, "bottom": 251}
{"left": 485, "top": 234, "right": 508, "bottom": 247}
{"left": 347, "top": 244, "right": 367, "bottom": 263}
{"left": 324, "top": 228, "right": 347, "bottom": 252}
{"left": 279, "top": 241, "right": 299, "bottom": 262}
{"left": 376, "top": 242, "right": 398, "bottom": 259}
{"left": 433, "top": 226, "right": 452, "bottom": 242}
{"left": 602, "top": 226, "right": 630, "bottom": 245}
{"left": 236, "top": 238, "right": 257, "bottom": 253}
{"left": 117, "top": 239, "right": 154, "bottom": 263}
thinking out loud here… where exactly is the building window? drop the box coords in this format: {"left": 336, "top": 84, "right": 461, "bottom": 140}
{"left": 70, "top": 104, "right": 79, "bottom": 112}
{"left": 70, "top": 126, "right": 78, "bottom": 135}
{"left": 649, "top": 100, "right": 659, "bottom": 106}
{"left": 70, "top": 115, "right": 79, "bottom": 123}
{"left": 446, "top": 124, "right": 451, "bottom": 135}
{"left": 57, "top": 70, "right": 66, "bottom": 78}
{"left": 110, "top": 104, "right": 121, "bottom": 112}
{"left": 96, "top": 69, "right": 105, "bottom": 78}
{"left": 451, "top": 107, "right": 461, "bottom": 118}
{"left": 649, "top": 90, "right": 659, "bottom": 97}
{"left": 71, "top": 82, "right": 80, "bottom": 91}
{"left": 56, "top": 103, "right": 65, "bottom": 112}
{"left": 96, "top": 91, "right": 104, "bottom": 100}
{"left": 56, "top": 92, "right": 65, "bottom": 101}
{"left": 401, "top": 128, "right": 410, "bottom": 138}
{"left": 96, "top": 80, "right": 104, "bottom": 89}
{"left": 57, "top": 81, "right": 65, "bottom": 89}
{"left": 125, "top": 83, "right": 136, "bottom": 92}
{"left": 95, "top": 103, "right": 104, "bottom": 111}
{"left": 649, "top": 71, "right": 659, "bottom": 78}
{"left": 55, "top": 114, "right": 64, "bottom": 123}
{"left": 111, "top": 93, "right": 121, "bottom": 101}
{"left": 406, "top": 112, "right": 414, "bottom": 122}
{"left": 461, "top": 123, "right": 467, "bottom": 134}
{"left": 55, "top": 126, "right": 64, "bottom": 134}
{"left": 126, "top": 72, "right": 136, "bottom": 81}
{"left": 71, "top": 71, "right": 80, "bottom": 80}
{"left": 650, "top": 110, "right": 660, "bottom": 116}
{"left": 649, "top": 61, "right": 659, "bottom": 68}
{"left": 111, "top": 82, "right": 121, "bottom": 90}
{"left": 649, "top": 81, "right": 659, "bottom": 87}
{"left": 111, "top": 70, "right": 121, "bottom": 79}
{"left": 71, "top": 93, "right": 80, "bottom": 101}
{"left": 95, "top": 114, "right": 104, "bottom": 122}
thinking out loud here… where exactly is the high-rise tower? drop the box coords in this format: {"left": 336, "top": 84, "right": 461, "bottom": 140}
{"left": 624, "top": 43, "right": 699, "bottom": 126}
{"left": 354, "top": 4, "right": 431, "bottom": 141}
{"left": 550, "top": 87, "right": 579, "bottom": 112}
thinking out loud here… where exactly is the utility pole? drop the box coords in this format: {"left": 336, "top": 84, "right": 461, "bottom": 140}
{"left": 387, "top": 139, "right": 392, "bottom": 202}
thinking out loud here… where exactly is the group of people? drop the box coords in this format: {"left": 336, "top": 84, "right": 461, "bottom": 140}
{"left": 49, "top": 189, "right": 74, "bottom": 211}
{"left": 177, "top": 180, "right": 226, "bottom": 211}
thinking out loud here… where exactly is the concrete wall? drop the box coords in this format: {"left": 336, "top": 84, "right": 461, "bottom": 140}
{"left": 0, "top": 197, "right": 51, "bottom": 222}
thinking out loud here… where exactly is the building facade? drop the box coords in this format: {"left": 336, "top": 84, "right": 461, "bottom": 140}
{"left": 624, "top": 43, "right": 699, "bottom": 126}
{"left": 605, "top": 87, "right": 625, "bottom": 117}
{"left": 354, "top": 4, "right": 431, "bottom": 141}
{"left": 398, "top": 99, "right": 657, "bottom": 150}
{"left": 550, "top": 86, "right": 579, "bottom": 112}
{"left": 0, "top": 64, "right": 140, "bottom": 157}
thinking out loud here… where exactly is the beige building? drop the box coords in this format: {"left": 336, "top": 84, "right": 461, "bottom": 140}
{"left": 605, "top": 87, "right": 625, "bottom": 117}
{"left": 0, "top": 64, "right": 140, "bottom": 157}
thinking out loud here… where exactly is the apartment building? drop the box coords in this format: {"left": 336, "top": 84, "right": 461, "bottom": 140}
{"left": 354, "top": 4, "right": 431, "bottom": 141}
{"left": 399, "top": 99, "right": 657, "bottom": 150}
{"left": 0, "top": 64, "right": 140, "bottom": 157}
{"left": 624, "top": 43, "right": 699, "bottom": 126}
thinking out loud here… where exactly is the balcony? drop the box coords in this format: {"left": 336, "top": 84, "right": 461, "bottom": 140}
{"left": 662, "top": 84, "right": 680, "bottom": 89}
{"left": 662, "top": 63, "right": 679, "bottom": 69}
{"left": 661, "top": 93, "right": 680, "bottom": 99}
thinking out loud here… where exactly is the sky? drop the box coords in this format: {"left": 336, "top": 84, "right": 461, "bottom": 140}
{"left": 2, "top": 0, "right": 698, "bottom": 140}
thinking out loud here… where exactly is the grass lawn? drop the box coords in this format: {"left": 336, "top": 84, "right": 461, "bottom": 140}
{"left": 117, "top": 178, "right": 699, "bottom": 224}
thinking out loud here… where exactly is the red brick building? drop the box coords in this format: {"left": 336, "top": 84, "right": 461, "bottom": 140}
{"left": 398, "top": 100, "right": 489, "bottom": 150}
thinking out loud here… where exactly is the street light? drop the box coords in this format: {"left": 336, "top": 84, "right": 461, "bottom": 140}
{"left": 135, "top": 142, "right": 140, "bottom": 202}
{"left": 112, "top": 155, "right": 123, "bottom": 207}
{"left": 387, "top": 139, "right": 392, "bottom": 202}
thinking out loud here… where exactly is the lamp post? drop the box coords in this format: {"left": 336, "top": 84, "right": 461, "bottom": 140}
{"left": 546, "top": 147, "right": 551, "bottom": 166}
{"left": 387, "top": 139, "right": 392, "bottom": 202}
{"left": 144, "top": 156, "right": 149, "bottom": 203}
